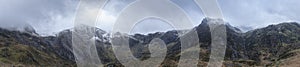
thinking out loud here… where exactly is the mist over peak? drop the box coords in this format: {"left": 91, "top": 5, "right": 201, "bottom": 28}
{"left": 0, "top": 19, "right": 37, "bottom": 35}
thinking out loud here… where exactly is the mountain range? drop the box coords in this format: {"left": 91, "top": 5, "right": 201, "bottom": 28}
{"left": 0, "top": 18, "right": 300, "bottom": 67}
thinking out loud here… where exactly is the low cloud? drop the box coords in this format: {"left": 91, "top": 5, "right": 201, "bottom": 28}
{"left": 0, "top": 0, "right": 79, "bottom": 36}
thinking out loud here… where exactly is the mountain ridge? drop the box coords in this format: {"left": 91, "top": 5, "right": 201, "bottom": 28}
{"left": 0, "top": 18, "right": 300, "bottom": 66}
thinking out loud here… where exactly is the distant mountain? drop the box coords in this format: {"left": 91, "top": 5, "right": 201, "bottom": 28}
{"left": 237, "top": 25, "right": 254, "bottom": 32}
{"left": 0, "top": 18, "right": 300, "bottom": 66}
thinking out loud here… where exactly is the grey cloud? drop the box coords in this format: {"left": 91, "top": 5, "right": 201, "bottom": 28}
{"left": 0, "top": 0, "right": 76, "bottom": 21}
{"left": 171, "top": 0, "right": 204, "bottom": 25}
{"left": 99, "top": 0, "right": 205, "bottom": 34}
{"left": 218, "top": 0, "right": 300, "bottom": 30}
{"left": 1, "top": 0, "right": 300, "bottom": 35}
{"left": 0, "top": 0, "right": 79, "bottom": 36}
{"left": 0, "top": 0, "right": 204, "bottom": 35}
{"left": 103, "top": 0, "right": 135, "bottom": 15}
{"left": 130, "top": 18, "right": 174, "bottom": 34}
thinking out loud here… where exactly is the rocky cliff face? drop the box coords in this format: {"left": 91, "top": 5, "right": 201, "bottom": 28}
{"left": 0, "top": 18, "right": 300, "bottom": 67}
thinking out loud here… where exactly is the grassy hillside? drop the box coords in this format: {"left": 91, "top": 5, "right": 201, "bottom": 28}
{"left": 0, "top": 31, "right": 75, "bottom": 66}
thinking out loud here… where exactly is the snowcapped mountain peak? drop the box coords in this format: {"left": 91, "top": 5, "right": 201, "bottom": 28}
{"left": 201, "top": 17, "right": 224, "bottom": 25}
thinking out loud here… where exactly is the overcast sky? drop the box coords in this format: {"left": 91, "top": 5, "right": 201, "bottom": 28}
{"left": 0, "top": 0, "right": 299, "bottom": 36}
